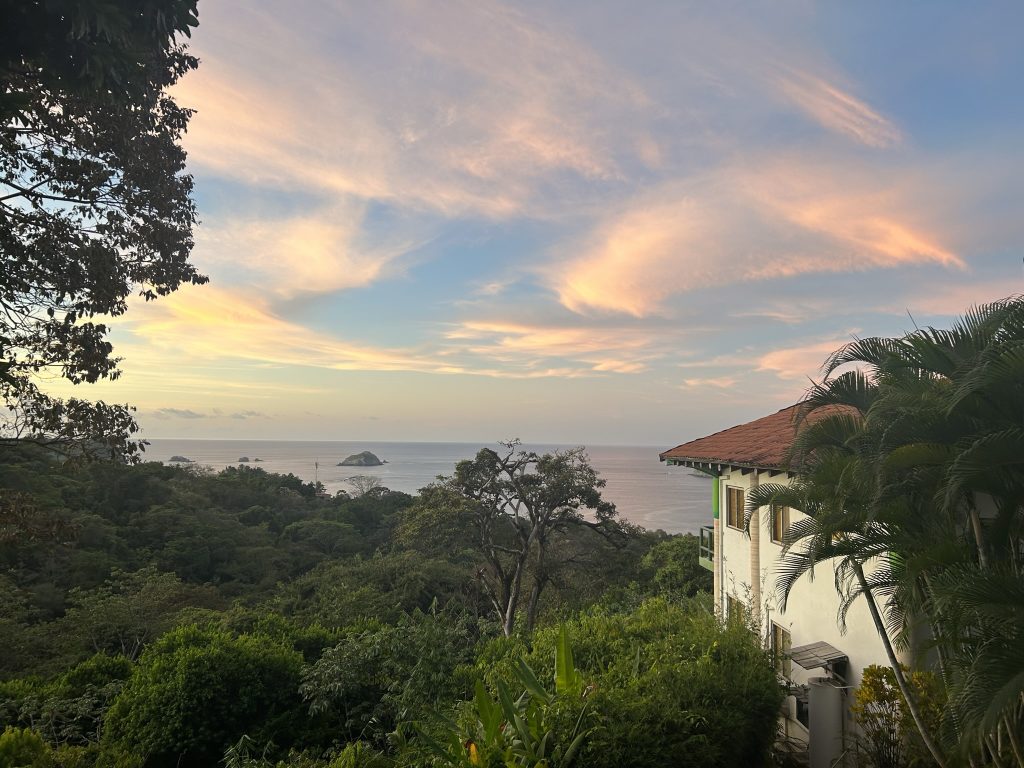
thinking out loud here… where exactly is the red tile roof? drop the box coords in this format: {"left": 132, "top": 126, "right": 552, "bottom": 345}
{"left": 659, "top": 404, "right": 844, "bottom": 470}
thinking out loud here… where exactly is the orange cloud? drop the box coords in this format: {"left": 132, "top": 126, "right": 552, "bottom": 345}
{"left": 547, "top": 157, "right": 963, "bottom": 317}
{"left": 89, "top": 287, "right": 663, "bottom": 383}
{"left": 681, "top": 376, "right": 739, "bottom": 389}
{"left": 194, "top": 207, "right": 420, "bottom": 298}
{"left": 740, "top": 163, "right": 964, "bottom": 271}
{"left": 121, "top": 285, "right": 471, "bottom": 374}
{"left": 175, "top": 0, "right": 644, "bottom": 220}
{"left": 756, "top": 336, "right": 859, "bottom": 381}
{"left": 771, "top": 66, "right": 902, "bottom": 148}
{"left": 884, "top": 280, "right": 1021, "bottom": 318}
{"left": 550, "top": 198, "right": 718, "bottom": 317}
{"left": 446, "top": 320, "right": 665, "bottom": 373}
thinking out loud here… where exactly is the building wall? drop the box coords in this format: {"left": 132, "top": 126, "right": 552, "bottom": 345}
{"left": 713, "top": 467, "right": 896, "bottom": 756}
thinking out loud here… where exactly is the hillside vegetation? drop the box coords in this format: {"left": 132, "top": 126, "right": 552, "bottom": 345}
{"left": 0, "top": 445, "right": 787, "bottom": 767}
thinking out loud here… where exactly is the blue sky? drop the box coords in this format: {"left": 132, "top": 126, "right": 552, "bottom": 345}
{"left": 62, "top": 0, "right": 1024, "bottom": 446}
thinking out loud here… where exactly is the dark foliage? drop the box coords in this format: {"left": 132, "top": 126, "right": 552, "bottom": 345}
{"left": 0, "top": 0, "right": 205, "bottom": 460}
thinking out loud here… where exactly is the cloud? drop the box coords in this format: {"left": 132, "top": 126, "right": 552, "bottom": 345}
{"left": 756, "top": 336, "right": 860, "bottom": 381}
{"left": 121, "top": 285, "right": 465, "bottom": 375}
{"left": 151, "top": 408, "right": 207, "bottom": 420}
{"left": 108, "top": 286, "right": 666, "bottom": 381}
{"left": 883, "top": 279, "right": 1023, "bottom": 318}
{"left": 194, "top": 205, "right": 419, "bottom": 298}
{"left": 547, "top": 156, "right": 963, "bottom": 317}
{"left": 176, "top": 0, "right": 646, "bottom": 220}
{"left": 770, "top": 66, "right": 902, "bottom": 148}
{"left": 740, "top": 161, "right": 963, "bottom": 272}
{"left": 445, "top": 319, "right": 668, "bottom": 373}
{"left": 681, "top": 376, "right": 738, "bottom": 389}
{"left": 230, "top": 410, "right": 267, "bottom": 420}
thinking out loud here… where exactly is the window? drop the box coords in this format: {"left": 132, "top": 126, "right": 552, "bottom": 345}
{"left": 771, "top": 505, "right": 789, "bottom": 544}
{"left": 771, "top": 622, "right": 792, "bottom": 677}
{"left": 726, "top": 486, "right": 745, "bottom": 530}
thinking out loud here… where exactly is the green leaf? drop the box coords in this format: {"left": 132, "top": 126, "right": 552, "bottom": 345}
{"left": 513, "top": 658, "right": 551, "bottom": 703}
{"left": 562, "top": 731, "right": 588, "bottom": 766}
{"left": 555, "top": 625, "right": 582, "bottom": 696}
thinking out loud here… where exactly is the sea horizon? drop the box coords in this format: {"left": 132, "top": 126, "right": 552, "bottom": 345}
{"left": 143, "top": 438, "right": 711, "bottom": 535}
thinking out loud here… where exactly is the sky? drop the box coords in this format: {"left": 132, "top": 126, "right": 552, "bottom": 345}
{"left": 58, "top": 0, "right": 1024, "bottom": 446}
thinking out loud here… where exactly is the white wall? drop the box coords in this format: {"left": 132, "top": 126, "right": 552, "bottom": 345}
{"left": 714, "top": 468, "right": 895, "bottom": 749}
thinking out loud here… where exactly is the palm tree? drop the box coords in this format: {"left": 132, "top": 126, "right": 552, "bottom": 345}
{"left": 746, "top": 378, "right": 950, "bottom": 766}
{"left": 759, "top": 297, "right": 1024, "bottom": 766}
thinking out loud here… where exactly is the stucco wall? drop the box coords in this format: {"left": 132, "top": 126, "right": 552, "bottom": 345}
{"left": 713, "top": 468, "right": 895, "bottom": 747}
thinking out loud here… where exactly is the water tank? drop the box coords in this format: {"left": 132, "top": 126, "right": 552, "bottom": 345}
{"left": 808, "top": 676, "right": 844, "bottom": 768}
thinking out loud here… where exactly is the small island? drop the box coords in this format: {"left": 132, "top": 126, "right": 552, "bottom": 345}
{"left": 337, "top": 450, "right": 384, "bottom": 467}
{"left": 168, "top": 455, "right": 193, "bottom": 463}
{"left": 238, "top": 456, "right": 250, "bottom": 462}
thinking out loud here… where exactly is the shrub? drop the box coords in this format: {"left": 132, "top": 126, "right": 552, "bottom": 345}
{"left": 0, "top": 654, "right": 133, "bottom": 749}
{"left": 475, "top": 598, "right": 783, "bottom": 768}
{"left": 102, "top": 626, "right": 304, "bottom": 768}
{"left": 301, "top": 609, "right": 477, "bottom": 745}
{"left": 639, "top": 535, "right": 713, "bottom": 599}
{"left": 415, "top": 627, "right": 592, "bottom": 768}
{"left": 0, "top": 726, "right": 49, "bottom": 767}
{"left": 852, "top": 665, "right": 944, "bottom": 768}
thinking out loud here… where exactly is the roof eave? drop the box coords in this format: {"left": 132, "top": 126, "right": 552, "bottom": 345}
{"left": 660, "top": 455, "right": 790, "bottom": 474}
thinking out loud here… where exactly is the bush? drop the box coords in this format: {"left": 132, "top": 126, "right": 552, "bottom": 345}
{"left": 415, "top": 627, "right": 594, "bottom": 768}
{"left": 102, "top": 626, "right": 304, "bottom": 768}
{"left": 301, "top": 609, "right": 478, "bottom": 745}
{"left": 474, "top": 598, "right": 783, "bottom": 768}
{"left": 0, "top": 654, "right": 133, "bottom": 750}
{"left": 852, "top": 665, "right": 944, "bottom": 768}
{"left": 0, "top": 726, "right": 49, "bottom": 767}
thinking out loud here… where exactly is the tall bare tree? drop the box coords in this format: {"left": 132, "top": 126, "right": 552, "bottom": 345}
{"left": 436, "top": 441, "right": 622, "bottom": 636}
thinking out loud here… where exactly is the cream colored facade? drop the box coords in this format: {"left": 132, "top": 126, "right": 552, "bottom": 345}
{"left": 696, "top": 464, "right": 896, "bottom": 767}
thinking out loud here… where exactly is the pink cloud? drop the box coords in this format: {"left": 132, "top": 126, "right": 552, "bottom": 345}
{"left": 546, "top": 156, "right": 963, "bottom": 317}
{"left": 771, "top": 66, "right": 902, "bottom": 148}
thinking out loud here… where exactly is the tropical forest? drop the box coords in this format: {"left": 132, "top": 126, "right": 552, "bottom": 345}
{"left": 2, "top": 1, "right": 1023, "bottom": 768}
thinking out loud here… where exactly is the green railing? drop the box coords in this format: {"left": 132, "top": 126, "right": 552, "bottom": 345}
{"left": 698, "top": 524, "right": 714, "bottom": 572}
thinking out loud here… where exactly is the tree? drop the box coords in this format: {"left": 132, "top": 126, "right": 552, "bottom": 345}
{"left": 103, "top": 625, "right": 304, "bottom": 768}
{"left": 421, "top": 442, "right": 622, "bottom": 637}
{"left": 745, "top": 423, "right": 951, "bottom": 768}
{"left": 639, "top": 534, "right": 713, "bottom": 599}
{"left": 817, "top": 299, "right": 1024, "bottom": 761}
{"left": 301, "top": 609, "right": 477, "bottom": 746}
{"left": 750, "top": 296, "right": 1024, "bottom": 767}
{"left": 1, "top": 0, "right": 205, "bottom": 461}
{"left": 57, "top": 567, "right": 221, "bottom": 662}
{"left": 345, "top": 475, "right": 384, "bottom": 497}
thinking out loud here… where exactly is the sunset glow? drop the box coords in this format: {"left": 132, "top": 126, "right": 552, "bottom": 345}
{"left": 59, "top": 0, "right": 1024, "bottom": 444}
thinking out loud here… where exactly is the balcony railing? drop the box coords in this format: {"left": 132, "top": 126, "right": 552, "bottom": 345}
{"left": 698, "top": 524, "right": 714, "bottom": 572}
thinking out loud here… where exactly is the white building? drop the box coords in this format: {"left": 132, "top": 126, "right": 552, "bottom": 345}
{"left": 661, "top": 405, "right": 897, "bottom": 768}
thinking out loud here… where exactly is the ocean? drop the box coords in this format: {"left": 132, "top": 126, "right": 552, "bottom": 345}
{"left": 143, "top": 439, "right": 711, "bottom": 534}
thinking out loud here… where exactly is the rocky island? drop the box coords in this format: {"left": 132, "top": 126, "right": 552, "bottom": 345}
{"left": 337, "top": 450, "right": 385, "bottom": 467}
{"left": 168, "top": 455, "right": 193, "bottom": 463}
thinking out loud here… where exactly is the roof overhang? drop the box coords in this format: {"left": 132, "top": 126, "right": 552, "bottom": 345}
{"left": 661, "top": 456, "right": 787, "bottom": 475}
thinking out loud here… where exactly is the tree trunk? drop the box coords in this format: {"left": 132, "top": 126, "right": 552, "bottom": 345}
{"left": 1005, "top": 711, "right": 1024, "bottom": 768}
{"left": 502, "top": 530, "right": 535, "bottom": 637}
{"left": 502, "top": 554, "right": 527, "bottom": 637}
{"left": 854, "top": 563, "right": 948, "bottom": 768}
{"left": 525, "top": 542, "right": 547, "bottom": 634}
{"left": 969, "top": 506, "right": 989, "bottom": 569}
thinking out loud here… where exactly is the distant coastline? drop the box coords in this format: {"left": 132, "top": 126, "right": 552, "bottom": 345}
{"left": 144, "top": 438, "right": 709, "bottom": 534}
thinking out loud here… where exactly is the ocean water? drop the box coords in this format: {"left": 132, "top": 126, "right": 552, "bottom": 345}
{"left": 143, "top": 439, "right": 712, "bottom": 534}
